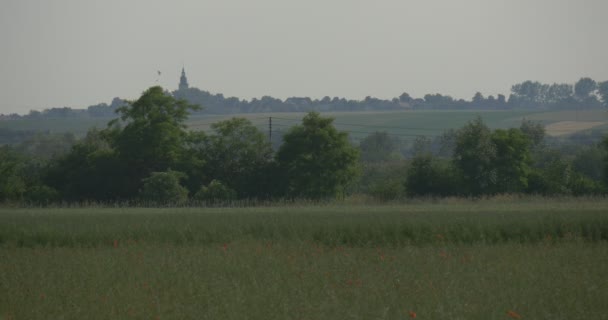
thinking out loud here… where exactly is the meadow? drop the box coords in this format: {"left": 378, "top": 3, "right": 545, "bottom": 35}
{"left": 1, "top": 199, "right": 608, "bottom": 319}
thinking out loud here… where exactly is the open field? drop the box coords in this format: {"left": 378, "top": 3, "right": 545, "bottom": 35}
{"left": 3, "top": 109, "right": 607, "bottom": 140}
{"left": 545, "top": 121, "right": 607, "bottom": 136}
{"left": 1, "top": 200, "right": 608, "bottom": 319}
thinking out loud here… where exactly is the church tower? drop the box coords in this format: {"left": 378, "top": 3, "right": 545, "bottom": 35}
{"left": 179, "top": 67, "right": 189, "bottom": 90}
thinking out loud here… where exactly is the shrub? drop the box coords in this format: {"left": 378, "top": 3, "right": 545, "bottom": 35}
{"left": 139, "top": 171, "right": 189, "bottom": 204}
{"left": 24, "top": 185, "right": 59, "bottom": 205}
{"left": 368, "top": 179, "right": 404, "bottom": 201}
{"left": 194, "top": 180, "right": 237, "bottom": 203}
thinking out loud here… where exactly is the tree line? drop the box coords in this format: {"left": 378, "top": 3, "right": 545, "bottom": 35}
{"left": 1, "top": 86, "right": 607, "bottom": 205}
{"left": 2, "top": 78, "right": 607, "bottom": 120}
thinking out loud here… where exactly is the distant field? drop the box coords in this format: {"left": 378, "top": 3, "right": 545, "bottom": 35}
{"left": 1, "top": 200, "right": 608, "bottom": 319}
{"left": 2, "top": 109, "right": 607, "bottom": 141}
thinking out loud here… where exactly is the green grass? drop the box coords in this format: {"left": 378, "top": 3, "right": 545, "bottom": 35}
{"left": 1, "top": 200, "right": 608, "bottom": 247}
{"left": 1, "top": 200, "right": 608, "bottom": 319}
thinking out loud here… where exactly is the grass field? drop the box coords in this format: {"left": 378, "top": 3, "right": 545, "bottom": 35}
{"left": 3, "top": 109, "right": 607, "bottom": 141}
{"left": 1, "top": 199, "right": 608, "bottom": 319}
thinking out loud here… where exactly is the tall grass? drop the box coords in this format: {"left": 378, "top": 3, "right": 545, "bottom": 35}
{"left": 2, "top": 243, "right": 607, "bottom": 319}
{"left": 2, "top": 201, "right": 608, "bottom": 319}
{"left": 1, "top": 200, "right": 607, "bottom": 248}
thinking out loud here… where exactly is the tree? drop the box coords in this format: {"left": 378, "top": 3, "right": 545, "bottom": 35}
{"left": 490, "top": 128, "right": 531, "bottom": 192}
{"left": 405, "top": 154, "right": 458, "bottom": 197}
{"left": 399, "top": 92, "right": 413, "bottom": 103}
{"left": 276, "top": 112, "right": 359, "bottom": 199}
{"left": 603, "top": 136, "right": 608, "bottom": 187}
{"left": 359, "top": 131, "right": 400, "bottom": 162}
{"left": 472, "top": 92, "right": 485, "bottom": 106}
{"left": 452, "top": 117, "right": 496, "bottom": 195}
{"left": 598, "top": 81, "right": 608, "bottom": 107}
{"left": 139, "top": 170, "right": 189, "bottom": 204}
{"left": 45, "top": 129, "right": 126, "bottom": 201}
{"left": 520, "top": 119, "right": 545, "bottom": 148}
{"left": 574, "top": 77, "right": 597, "bottom": 100}
{"left": 0, "top": 146, "right": 27, "bottom": 201}
{"left": 107, "top": 86, "right": 199, "bottom": 195}
{"left": 194, "top": 180, "right": 237, "bottom": 203}
{"left": 196, "top": 118, "right": 273, "bottom": 198}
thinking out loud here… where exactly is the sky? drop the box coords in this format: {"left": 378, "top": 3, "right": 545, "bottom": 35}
{"left": 1, "top": 0, "right": 607, "bottom": 114}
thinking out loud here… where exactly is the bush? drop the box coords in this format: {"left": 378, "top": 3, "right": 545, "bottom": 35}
{"left": 368, "top": 179, "right": 404, "bottom": 201}
{"left": 405, "top": 155, "right": 460, "bottom": 197}
{"left": 139, "top": 171, "right": 189, "bottom": 204}
{"left": 24, "top": 185, "right": 59, "bottom": 205}
{"left": 194, "top": 180, "right": 237, "bottom": 203}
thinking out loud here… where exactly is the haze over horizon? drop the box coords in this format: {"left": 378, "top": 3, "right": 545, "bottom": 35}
{"left": 1, "top": 0, "right": 607, "bottom": 114}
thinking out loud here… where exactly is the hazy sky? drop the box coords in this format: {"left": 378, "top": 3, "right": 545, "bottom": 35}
{"left": 1, "top": 0, "right": 607, "bottom": 114}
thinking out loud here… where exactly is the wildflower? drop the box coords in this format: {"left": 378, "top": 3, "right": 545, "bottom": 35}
{"left": 507, "top": 310, "right": 522, "bottom": 319}
{"left": 222, "top": 243, "right": 228, "bottom": 251}
{"left": 113, "top": 240, "right": 118, "bottom": 248}
{"left": 409, "top": 310, "right": 417, "bottom": 318}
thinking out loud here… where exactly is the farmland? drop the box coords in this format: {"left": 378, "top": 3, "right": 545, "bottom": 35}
{"left": 1, "top": 199, "right": 608, "bottom": 319}
{"left": 3, "top": 109, "right": 607, "bottom": 141}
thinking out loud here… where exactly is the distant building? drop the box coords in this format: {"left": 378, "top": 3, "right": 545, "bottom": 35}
{"left": 179, "top": 67, "right": 189, "bottom": 90}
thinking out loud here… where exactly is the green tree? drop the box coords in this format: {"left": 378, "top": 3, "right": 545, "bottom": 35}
{"left": 139, "top": 170, "right": 189, "bottom": 204}
{"left": 520, "top": 119, "right": 545, "bottom": 148}
{"left": 572, "top": 145, "right": 606, "bottom": 181}
{"left": 603, "top": 136, "right": 608, "bottom": 187}
{"left": 405, "top": 154, "right": 458, "bottom": 197}
{"left": 452, "top": 117, "right": 496, "bottom": 195}
{"left": 0, "top": 146, "right": 27, "bottom": 201}
{"left": 574, "top": 77, "right": 597, "bottom": 100}
{"left": 359, "top": 131, "right": 400, "bottom": 162}
{"left": 194, "top": 180, "right": 237, "bottom": 203}
{"left": 598, "top": 81, "right": 608, "bottom": 107}
{"left": 276, "top": 112, "right": 359, "bottom": 199}
{"left": 490, "top": 128, "right": 531, "bottom": 192}
{"left": 197, "top": 118, "right": 273, "bottom": 198}
{"left": 527, "top": 158, "right": 572, "bottom": 195}
{"left": 45, "top": 129, "right": 125, "bottom": 201}
{"left": 107, "top": 86, "right": 199, "bottom": 195}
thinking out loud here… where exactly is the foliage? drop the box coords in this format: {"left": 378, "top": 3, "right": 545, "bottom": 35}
{"left": 572, "top": 145, "right": 606, "bottom": 181}
{"left": 359, "top": 131, "right": 401, "bottom": 162}
{"left": 0, "top": 146, "right": 49, "bottom": 203}
{"left": 194, "top": 180, "right": 237, "bottom": 203}
{"left": 452, "top": 117, "right": 497, "bottom": 195}
{"left": 574, "top": 77, "right": 597, "bottom": 100}
{"left": 198, "top": 118, "right": 273, "bottom": 198}
{"left": 107, "top": 86, "right": 200, "bottom": 195}
{"left": 15, "top": 132, "right": 76, "bottom": 160}
{"left": 490, "top": 128, "right": 531, "bottom": 192}
{"left": 0, "top": 146, "right": 27, "bottom": 201}
{"left": 45, "top": 129, "right": 125, "bottom": 201}
{"left": 603, "top": 135, "right": 608, "bottom": 187}
{"left": 276, "top": 112, "right": 360, "bottom": 199}
{"left": 23, "top": 185, "right": 59, "bottom": 204}
{"left": 519, "top": 119, "right": 545, "bottom": 148}
{"left": 527, "top": 158, "right": 572, "bottom": 195}
{"left": 405, "top": 154, "right": 459, "bottom": 197}
{"left": 598, "top": 81, "right": 608, "bottom": 107}
{"left": 139, "top": 170, "right": 189, "bottom": 205}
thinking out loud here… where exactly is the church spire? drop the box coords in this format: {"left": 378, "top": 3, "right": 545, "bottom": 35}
{"left": 179, "top": 67, "right": 189, "bottom": 90}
